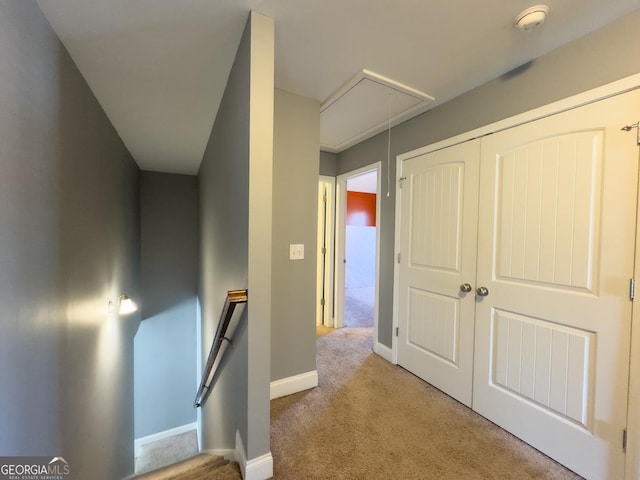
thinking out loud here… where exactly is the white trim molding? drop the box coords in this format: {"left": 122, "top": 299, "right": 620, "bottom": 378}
{"left": 374, "top": 341, "right": 394, "bottom": 363}
{"left": 235, "top": 430, "right": 273, "bottom": 480}
{"left": 270, "top": 370, "right": 318, "bottom": 400}
{"left": 245, "top": 453, "right": 274, "bottom": 480}
{"left": 134, "top": 422, "right": 198, "bottom": 458}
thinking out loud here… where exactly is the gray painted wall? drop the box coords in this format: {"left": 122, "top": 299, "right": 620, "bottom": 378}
{"left": 337, "top": 8, "right": 640, "bottom": 348}
{"left": 199, "top": 14, "right": 250, "bottom": 454}
{"left": 0, "top": 2, "right": 140, "bottom": 479}
{"left": 319, "top": 151, "right": 338, "bottom": 176}
{"left": 272, "top": 89, "right": 320, "bottom": 382}
{"left": 198, "top": 12, "right": 273, "bottom": 461}
{"left": 135, "top": 172, "right": 198, "bottom": 439}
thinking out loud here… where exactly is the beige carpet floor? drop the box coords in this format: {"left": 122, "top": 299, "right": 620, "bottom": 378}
{"left": 270, "top": 326, "right": 584, "bottom": 479}
{"left": 345, "top": 289, "right": 374, "bottom": 328}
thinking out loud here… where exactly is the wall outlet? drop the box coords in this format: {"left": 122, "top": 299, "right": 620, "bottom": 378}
{"left": 289, "top": 244, "right": 304, "bottom": 260}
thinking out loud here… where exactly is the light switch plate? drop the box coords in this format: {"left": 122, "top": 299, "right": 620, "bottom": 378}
{"left": 290, "top": 244, "right": 304, "bottom": 260}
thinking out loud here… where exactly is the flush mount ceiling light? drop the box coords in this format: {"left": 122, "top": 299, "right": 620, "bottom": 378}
{"left": 514, "top": 5, "right": 549, "bottom": 32}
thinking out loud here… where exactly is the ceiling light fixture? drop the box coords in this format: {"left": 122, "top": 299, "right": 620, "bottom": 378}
{"left": 514, "top": 5, "right": 549, "bottom": 32}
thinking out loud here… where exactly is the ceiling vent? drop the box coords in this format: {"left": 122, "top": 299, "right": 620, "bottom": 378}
{"left": 320, "top": 70, "right": 434, "bottom": 153}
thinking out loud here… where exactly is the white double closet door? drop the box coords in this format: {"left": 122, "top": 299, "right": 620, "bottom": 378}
{"left": 397, "top": 89, "right": 640, "bottom": 480}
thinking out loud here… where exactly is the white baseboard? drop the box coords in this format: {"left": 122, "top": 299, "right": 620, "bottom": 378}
{"left": 375, "top": 341, "right": 394, "bottom": 363}
{"left": 134, "top": 422, "right": 198, "bottom": 457}
{"left": 245, "top": 452, "right": 274, "bottom": 480}
{"left": 235, "top": 430, "right": 273, "bottom": 480}
{"left": 270, "top": 370, "right": 318, "bottom": 400}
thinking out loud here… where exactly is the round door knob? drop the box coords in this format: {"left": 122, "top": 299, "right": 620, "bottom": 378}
{"left": 460, "top": 283, "right": 472, "bottom": 293}
{"left": 476, "top": 286, "right": 489, "bottom": 297}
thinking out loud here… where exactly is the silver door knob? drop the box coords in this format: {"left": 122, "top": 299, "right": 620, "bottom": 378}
{"left": 460, "top": 283, "right": 472, "bottom": 293}
{"left": 476, "top": 286, "right": 489, "bottom": 297}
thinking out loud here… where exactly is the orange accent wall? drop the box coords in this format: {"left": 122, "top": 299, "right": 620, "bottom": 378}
{"left": 347, "top": 191, "right": 376, "bottom": 226}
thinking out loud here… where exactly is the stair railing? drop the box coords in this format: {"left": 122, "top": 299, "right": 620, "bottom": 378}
{"left": 194, "top": 289, "right": 248, "bottom": 408}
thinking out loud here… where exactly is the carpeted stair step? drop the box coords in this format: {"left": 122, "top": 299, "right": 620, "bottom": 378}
{"left": 132, "top": 453, "right": 242, "bottom": 480}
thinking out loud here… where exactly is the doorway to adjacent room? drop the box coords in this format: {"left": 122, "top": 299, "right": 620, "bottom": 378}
{"left": 335, "top": 164, "right": 380, "bottom": 336}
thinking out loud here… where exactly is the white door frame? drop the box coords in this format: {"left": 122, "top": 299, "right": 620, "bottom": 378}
{"left": 336, "top": 163, "right": 381, "bottom": 341}
{"left": 317, "top": 176, "right": 335, "bottom": 327}
{"left": 393, "top": 72, "right": 640, "bottom": 480}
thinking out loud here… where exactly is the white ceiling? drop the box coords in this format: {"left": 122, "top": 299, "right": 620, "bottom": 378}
{"left": 36, "top": 0, "right": 640, "bottom": 174}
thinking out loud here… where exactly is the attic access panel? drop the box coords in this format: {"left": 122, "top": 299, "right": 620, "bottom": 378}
{"left": 320, "top": 70, "right": 434, "bottom": 153}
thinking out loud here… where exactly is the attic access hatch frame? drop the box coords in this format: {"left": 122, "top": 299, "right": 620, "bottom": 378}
{"left": 320, "top": 69, "right": 434, "bottom": 153}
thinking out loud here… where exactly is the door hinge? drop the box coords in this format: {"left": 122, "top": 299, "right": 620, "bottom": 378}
{"left": 322, "top": 247, "right": 326, "bottom": 255}
{"left": 623, "top": 428, "right": 628, "bottom": 452}
{"left": 395, "top": 327, "right": 399, "bottom": 337}
{"left": 397, "top": 253, "right": 401, "bottom": 264}
{"left": 398, "top": 176, "right": 407, "bottom": 188}
{"left": 323, "top": 194, "right": 327, "bottom": 203}
{"left": 630, "top": 278, "right": 635, "bottom": 301}
{"left": 320, "top": 298, "right": 325, "bottom": 307}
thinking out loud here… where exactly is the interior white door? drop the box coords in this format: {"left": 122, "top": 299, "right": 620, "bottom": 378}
{"left": 397, "top": 139, "right": 480, "bottom": 406}
{"left": 317, "top": 178, "right": 336, "bottom": 327}
{"left": 473, "top": 89, "right": 640, "bottom": 480}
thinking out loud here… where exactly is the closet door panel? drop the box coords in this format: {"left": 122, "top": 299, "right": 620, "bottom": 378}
{"left": 473, "top": 89, "right": 640, "bottom": 480}
{"left": 397, "top": 139, "right": 480, "bottom": 407}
